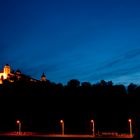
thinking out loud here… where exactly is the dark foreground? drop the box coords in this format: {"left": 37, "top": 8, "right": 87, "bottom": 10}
{"left": 0, "top": 136, "right": 134, "bottom": 140}
{"left": 0, "top": 132, "right": 134, "bottom": 139}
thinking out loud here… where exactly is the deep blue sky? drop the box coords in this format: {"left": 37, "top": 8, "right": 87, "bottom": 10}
{"left": 1, "top": 0, "right": 140, "bottom": 85}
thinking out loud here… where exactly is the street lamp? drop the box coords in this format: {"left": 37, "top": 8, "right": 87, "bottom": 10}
{"left": 128, "top": 118, "right": 132, "bottom": 137}
{"left": 91, "top": 119, "right": 95, "bottom": 136}
{"left": 16, "top": 120, "right": 21, "bottom": 135}
{"left": 60, "top": 120, "right": 64, "bottom": 135}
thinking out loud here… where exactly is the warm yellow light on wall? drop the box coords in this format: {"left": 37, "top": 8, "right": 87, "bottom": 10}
{"left": 3, "top": 73, "right": 7, "bottom": 79}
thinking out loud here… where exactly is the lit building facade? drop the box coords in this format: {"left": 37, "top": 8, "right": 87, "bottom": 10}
{"left": 0, "top": 64, "right": 46, "bottom": 84}
{"left": 0, "top": 64, "right": 11, "bottom": 84}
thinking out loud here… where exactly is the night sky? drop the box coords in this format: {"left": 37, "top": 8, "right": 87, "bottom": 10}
{"left": 1, "top": 0, "right": 140, "bottom": 85}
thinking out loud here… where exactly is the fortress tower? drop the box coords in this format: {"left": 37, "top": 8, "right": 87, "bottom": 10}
{"left": 40, "top": 72, "right": 46, "bottom": 81}
{"left": 0, "top": 64, "right": 11, "bottom": 83}
{"left": 3, "top": 64, "right": 11, "bottom": 79}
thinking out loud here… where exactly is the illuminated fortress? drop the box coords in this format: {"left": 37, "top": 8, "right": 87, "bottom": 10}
{"left": 0, "top": 64, "right": 47, "bottom": 84}
{"left": 0, "top": 64, "right": 11, "bottom": 84}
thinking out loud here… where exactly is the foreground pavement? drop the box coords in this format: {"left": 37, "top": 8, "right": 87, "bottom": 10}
{"left": 0, "top": 132, "right": 133, "bottom": 138}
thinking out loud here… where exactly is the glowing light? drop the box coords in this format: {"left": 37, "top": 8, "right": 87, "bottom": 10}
{"left": 91, "top": 120, "right": 94, "bottom": 123}
{"left": 16, "top": 120, "right": 20, "bottom": 124}
{"left": 128, "top": 119, "right": 131, "bottom": 122}
{"left": 0, "top": 64, "right": 11, "bottom": 81}
{"left": 60, "top": 120, "right": 63, "bottom": 123}
{"left": 3, "top": 73, "right": 7, "bottom": 79}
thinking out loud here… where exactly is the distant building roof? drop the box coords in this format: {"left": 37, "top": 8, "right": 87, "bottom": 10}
{"left": 41, "top": 72, "right": 46, "bottom": 77}
{"left": 16, "top": 69, "right": 21, "bottom": 73}
{"left": 5, "top": 64, "right": 10, "bottom": 66}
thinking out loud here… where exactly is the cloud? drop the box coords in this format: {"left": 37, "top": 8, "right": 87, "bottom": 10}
{"left": 80, "top": 48, "right": 140, "bottom": 83}
{"left": 94, "top": 48, "right": 140, "bottom": 71}
{"left": 52, "top": 48, "right": 139, "bottom": 83}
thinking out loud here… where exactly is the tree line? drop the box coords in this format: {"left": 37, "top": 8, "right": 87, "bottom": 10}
{"left": 0, "top": 76, "right": 140, "bottom": 137}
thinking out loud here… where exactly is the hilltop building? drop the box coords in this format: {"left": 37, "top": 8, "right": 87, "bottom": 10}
{"left": 0, "top": 64, "right": 11, "bottom": 84}
{"left": 0, "top": 64, "right": 47, "bottom": 84}
{"left": 40, "top": 72, "right": 47, "bottom": 81}
{"left": 0, "top": 64, "right": 25, "bottom": 84}
{"left": 15, "top": 69, "right": 22, "bottom": 80}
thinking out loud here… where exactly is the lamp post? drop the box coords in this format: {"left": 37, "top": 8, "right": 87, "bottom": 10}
{"left": 16, "top": 120, "right": 21, "bottom": 135}
{"left": 91, "top": 120, "right": 95, "bottom": 136}
{"left": 128, "top": 119, "right": 132, "bottom": 137}
{"left": 60, "top": 120, "right": 64, "bottom": 135}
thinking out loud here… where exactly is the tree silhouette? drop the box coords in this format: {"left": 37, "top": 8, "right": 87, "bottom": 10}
{"left": 0, "top": 71, "right": 140, "bottom": 137}
{"left": 67, "top": 79, "right": 80, "bottom": 88}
